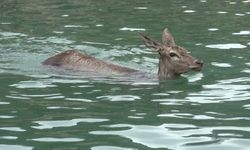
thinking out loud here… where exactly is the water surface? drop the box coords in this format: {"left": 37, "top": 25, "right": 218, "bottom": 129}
{"left": 1, "top": 0, "right": 250, "bottom": 150}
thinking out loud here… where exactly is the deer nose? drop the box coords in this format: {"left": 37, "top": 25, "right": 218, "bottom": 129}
{"left": 195, "top": 60, "right": 203, "bottom": 66}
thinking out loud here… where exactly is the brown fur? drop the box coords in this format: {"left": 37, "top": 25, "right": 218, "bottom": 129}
{"left": 42, "top": 50, "right": 138, "bottom": 75}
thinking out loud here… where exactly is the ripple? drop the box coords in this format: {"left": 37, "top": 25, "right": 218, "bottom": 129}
{"left": 64, "top": 25, "right": 88, "bottom": 28}
{"left": 153, "top": 98, "right": 184, "bottom": 106}
{"left": 211, "top": 62, "right": 232, "bottom": 67}
{"left": 32, "top": 118, "right": 109, "bottom": 129}
{"left": 0, "top": 32, "right": 28, "bottom": 37}
{"left": 95, "top": 24, "right": 104, "bottom": 27}
{"left": 134, "top": 7, "right": 148, "bottom": 10}
{"left": 90, "top": 124, "right": 205, "bottom": 149}
{"left": 241, "top": 69, "right": 250, "bottom": 73}
{"left": 217, "top": 133, "right": 242, "bottom": 137}
{"left": 10, "top": 80, "right": 57, "bottom": 89}
{"left": 232, "top": 31, "right": 250, "bottom": 35}
{"left": 218, "top": 77, "right": 250, "bottom": 84}
{"left": 1, "top": 22, "right": 12, "bottom": 24}
{"left": 235, "top": 13, "right": 245, "bottom": 16}
{"left": 0, "top": 144, "right": 32, "bottom": 150}
{"left": 229, "top": 1, "right": 237, "bottom": 4}
{"left": 82, "top": 41, "right": 110, "bottom": 46}
{"left": 208, "top": 28, "right": 219, "bottom": 31}
{"left": 61, "top": 14, "right": 69, "bottom": 17}
{"left": 184, "top": 10, "right": 196, "bottom": 13}
{"left": 30, "top": 137, "right": 84, "bottom": 142}
{"left": 0, "top": 115, "right": 15, "bottom": 119}
{"left": 96, "top": 95, "right": 141, "bottom": 101}
{"left": 91, "top": 146, "right": 134, "bottom": 150}
{"left": 184, "top": 72, "right": 204, "bottom": 82}
{"left": 205, "top": 43, "right": 247, "bottom": 49}
{"left": 44, "top": 37, "right": 74, "bottom": 44}
{"left": 192, "top": 115, "right": 215, "bottom": 120}
{"left": 217, "top": 11, "right": 228, "bottom": 14}
{"left": 0, "top": 102, "right": 10, "bottom": 105}
{"left": 186, "top": 77, "right": 250, "bottom": 103}
{"left": 130, "top": 79, "right": 159, "bottom": 86}
{"left": 0, "top": 136, "right": 18, "bottom": 140}
{"left": 243, "top": 104, "right": 250, "bottom": 109}
{"left": 21, "top": 93, "right": 62, "bottom": 98}
{"left": 158, "top": 113, "right": 192, "bottom": 118}
{"left": 52, "top": 31, "right": 64, "bottom": 34}
{"left": 128, "top": 112, "right": 146, "bottom": 119}
{"left": 246, "top": 63, "right": 250, "bottom": 66}
{"left": 47, "top": 106, "right": 86, "bottom": 110}
{"left": 119, "top": 27, "right": 145, "bottom": 31}
{"left": 0, "top": 127, "right": 26, "bottom": 132}
{"left": 5, "top": 95, "right": 31, "bottom": 100}
{"left": 65, "top": 97, "right": 94, "bottom": 102}
{"left": 182, "top": 139, "right": 250, "bottom": 150}
{"left": 48, "top": 78, "right": 89, "bottom": 84}
{"left": 90, "top": 124, "right": 250, "bottom": 149}
{"left": 128, "top": 116, "right": 144, "bottom": 119}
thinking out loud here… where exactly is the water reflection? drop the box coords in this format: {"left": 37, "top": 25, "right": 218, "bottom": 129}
{"left": 187, "top": 78, "right": 250, "bottom": 103}
{"left": 119, "top": 27, "right": 145, "bottom": 31}
{"left": 91, "top": 124, "right": 250, "bottom": 149}
{"left": 97, "top": 95, "right": 141, "bottom": 102}
{"left": 232, "top": 31, "right": 250, "bottom": 35}
{"left": 205, "top": 44, "right": 247, "bottom": 49}
{"left": 211, "top": 62, "right": 232, "bottom": 67}
{"left": 0, "top": 136, "right": 18, "bottom": 140}
{"left": 0, "top": 145, "right": 32, "bottom": 150}
{"left": 30, "top": 137, "right": 84, "bottom": 142}
{"left": 0, "top": 127, "right": 26, "bottom": 132}
{"left": 0, "top": 115, "right": 15, "bottom": 119}
{"left": 32, "top": 118, "right": 109, "bottom": 129}
{"left": 91, "top": 146, "right": 134, "bottom": 150}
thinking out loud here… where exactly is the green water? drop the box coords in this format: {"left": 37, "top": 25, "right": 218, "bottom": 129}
{"left": 1, "top": 0, "right": 250, "bottom": 150}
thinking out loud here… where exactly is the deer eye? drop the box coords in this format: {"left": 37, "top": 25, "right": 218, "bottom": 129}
{"left": 169, "top": 52, "right": 178, "bottom": 57}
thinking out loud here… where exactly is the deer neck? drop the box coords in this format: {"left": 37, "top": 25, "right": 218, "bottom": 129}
{"left": 158, "top": 57, "right": 175, "bottom": 79}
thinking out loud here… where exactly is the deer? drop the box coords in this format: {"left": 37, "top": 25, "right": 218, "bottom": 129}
{"left": 42, "top": 28, "right": 203, "bottom": 80}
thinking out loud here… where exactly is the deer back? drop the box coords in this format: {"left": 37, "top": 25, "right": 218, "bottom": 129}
{"left": 42, "top": 50, "right": 138, "bottom": 75}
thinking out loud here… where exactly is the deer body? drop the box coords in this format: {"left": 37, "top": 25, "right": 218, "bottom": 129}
{"left": 42, "top": 28, "right": 203, "bottom": 79}
{"left": 42, "top": 50, "right": 138, "bottom": 75}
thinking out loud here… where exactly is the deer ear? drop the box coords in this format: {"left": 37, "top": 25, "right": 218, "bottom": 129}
{"left": 162, "top": 28, "right": 175, "bottom": 47}
{"left": 139, "top": 32, "right": 162, "bottom": 52}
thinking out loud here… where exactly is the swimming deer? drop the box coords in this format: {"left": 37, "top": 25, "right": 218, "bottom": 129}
{"left": 42, "top": 28, "right": 203, "bottom": 79}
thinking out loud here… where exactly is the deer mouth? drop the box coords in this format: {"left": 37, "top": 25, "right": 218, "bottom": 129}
{"left": 189, "top": 65, "right": 203, "bottom": 71}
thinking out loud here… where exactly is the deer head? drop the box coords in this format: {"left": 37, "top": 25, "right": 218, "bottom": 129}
{"left": 139, "top": 28, "right": 203, "bottom": 79}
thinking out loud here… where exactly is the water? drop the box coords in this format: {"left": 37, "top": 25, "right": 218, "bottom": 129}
{"left": 1, "top": 0, "right": 250, "bottom": 150}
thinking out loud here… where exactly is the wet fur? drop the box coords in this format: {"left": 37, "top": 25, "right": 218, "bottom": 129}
{"left": 43, "top": 50, "right": 138, "bottom": 75}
